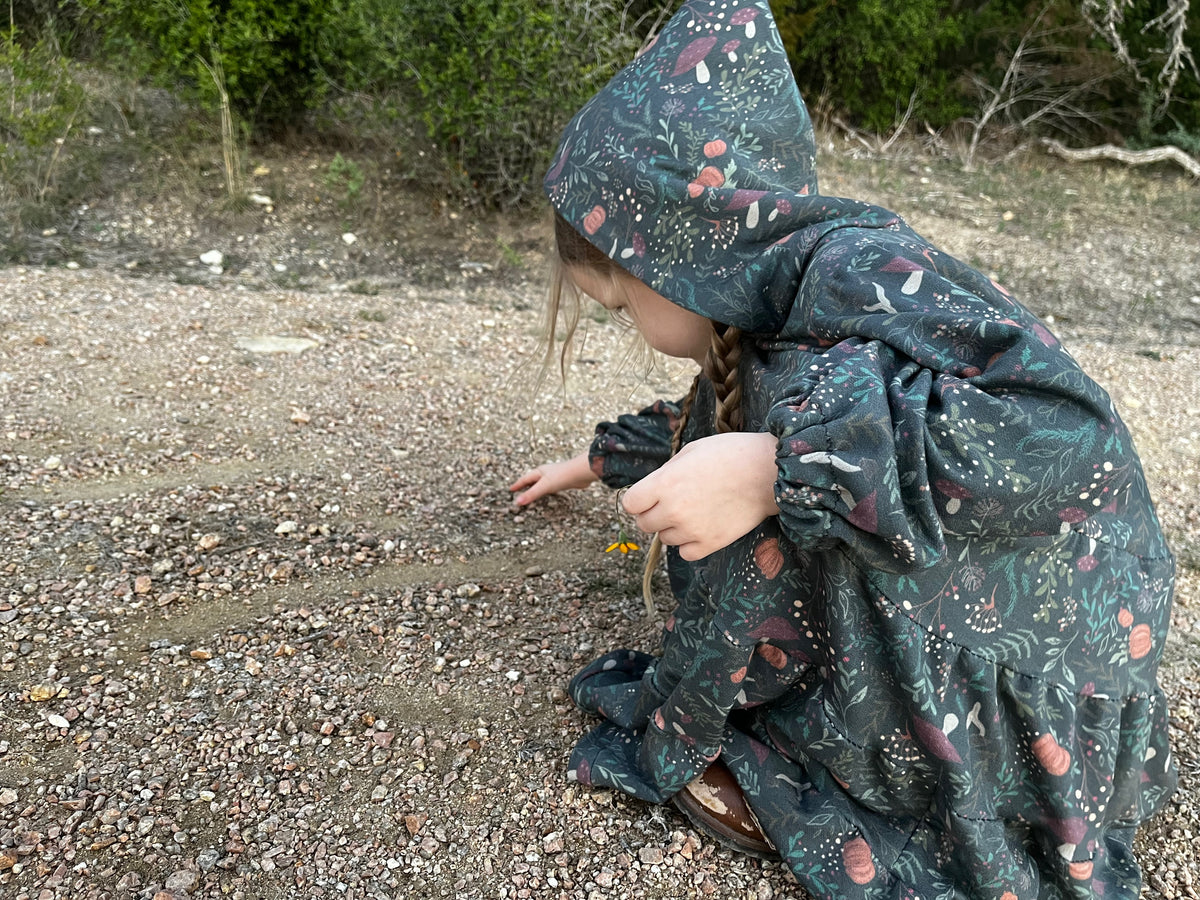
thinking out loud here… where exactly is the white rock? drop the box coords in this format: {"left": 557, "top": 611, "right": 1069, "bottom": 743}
{"left": 0, "top": 788, "right": 18, "bottom": 805}
{"left": 47, "top": 714, "right": 70, "bottom": 729}
{"left": 235, "top": 336, "right": 318, "bottom": 354}
{"left": 44, "top": 455, "right": 62, "bottom": 470}
{"left": 249, "top": 193, "right": 273, "bottom": 206}
{"left": 200, "top": 249, "right": 224, "bottom": 266}
{"left": 342, "top": 232, "right": 357, "bottom": 245}
{"left": 197, "top": 533, "right": 222, "bottom": 550}
{"left": 275, "top": 521, "right": 299, "bottom": 535}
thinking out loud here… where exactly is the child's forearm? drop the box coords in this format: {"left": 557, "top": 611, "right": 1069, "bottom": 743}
{"left": 510, "top": 451, "right": 598, "bottom": 506}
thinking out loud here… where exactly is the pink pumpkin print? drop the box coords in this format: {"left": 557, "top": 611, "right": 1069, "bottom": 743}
{"left": 842, "top": 836, "right": 876, "bottom": 885}
{"left": 582, "top": 205, "right": 606, "bottom": 235}
{"left": 756, "top": 644, "right": 788, "bottom": 669}
{"left": 1129, "top": 623, "right": 1152, "bottom": 659}
{"left": 753, "top": 538, "right": 783, "bottom": 579}
{"left": 1031, "top": 733, "right": 1071, "bottom": 776}
{"left": 687, "top": 165, "right": 725, "bottom": 198}
{"left": 1069, "top": 860, "right": 1094, "bottom": 881}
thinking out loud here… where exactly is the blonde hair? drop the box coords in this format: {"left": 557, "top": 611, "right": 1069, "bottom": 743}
{"left": 543, "top": 212, "right": 627, "bottom": 378}
{"left": 546, "top": 211, "right": 744, "bottom": 613}
{"left": 640, "top": 324, "right": 742, "bottom": 612}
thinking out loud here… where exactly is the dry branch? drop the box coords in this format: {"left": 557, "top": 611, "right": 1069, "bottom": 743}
{"left": 1040, "top": 138, "right": 1200, "bottom": 178}
{"left": 1080, "top": 0, "right": 1196, "bottom": 114}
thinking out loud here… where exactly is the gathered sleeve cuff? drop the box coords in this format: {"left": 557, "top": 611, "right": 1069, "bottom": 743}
{"left": 764, "top": 331, "right": 1135, "bottom": 573}
{"left": 588, "top": 399, "right": 683, "bottom": 489}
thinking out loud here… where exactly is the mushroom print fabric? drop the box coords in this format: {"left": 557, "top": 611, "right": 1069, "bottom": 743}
{"left": 546, "top": 2, "right": 1177, "bottom": 897}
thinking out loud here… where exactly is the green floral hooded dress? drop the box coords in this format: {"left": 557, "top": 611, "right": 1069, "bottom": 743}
{"left": 544, "top": 3, "right": 1177, "bottom": 897}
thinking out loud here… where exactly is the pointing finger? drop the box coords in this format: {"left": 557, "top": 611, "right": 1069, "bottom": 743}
{"left": 508, "top": 471, "right": 540, "bottom": 492}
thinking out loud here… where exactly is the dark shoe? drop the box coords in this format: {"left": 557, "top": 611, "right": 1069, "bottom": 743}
{"left": 671, "top": 760, "right": 776, "bottom": 859}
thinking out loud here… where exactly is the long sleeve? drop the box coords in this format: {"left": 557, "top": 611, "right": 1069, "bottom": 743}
{"left": 588, "top": 399, "right": 682, "bottom": 489}
{"left": 762, "top": 240, "right": 1138, "bottom": 574}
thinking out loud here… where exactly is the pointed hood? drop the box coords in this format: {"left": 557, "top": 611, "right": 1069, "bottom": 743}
{"left": 545, "top": 0, "right": 896, "bottom": 334}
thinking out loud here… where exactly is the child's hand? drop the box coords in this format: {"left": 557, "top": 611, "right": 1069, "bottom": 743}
{"left": 621, "top": 432, "right": 780, "bottom": 560}
{"left": 509, "top": 451, "right": 599, "bottom": 506}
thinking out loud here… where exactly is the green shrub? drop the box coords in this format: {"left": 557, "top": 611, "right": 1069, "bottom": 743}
{"left": 0, "top": 24, "right": 85, "bottom": 204}
{"left": 9, "top": 1, "right": 81, "bottom": 40}
{"left": 775, "top": 0, "right": 967, "bottom": 132}
{"left": 80, "top": 0, "right": 345, "bottom": 133}
{"left": 342, "top": 0, "right": 646, "bottom": 206}
{"left": 773, "top": 0, "right": 1199, "bottom": 146}
{"left": 324, "top": 152, "right": 366, "bottom": 208}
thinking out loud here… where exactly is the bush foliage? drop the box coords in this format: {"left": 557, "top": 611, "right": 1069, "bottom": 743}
{"left": 775, "top": 0, "right": 968, "bottom": 132}
{"left": 79, "top": 0, "right": 345, "bottom": 131}
{"left": 2, "top": 0, "right": 1198, "bottom": 210}
{"left": 1, "top": 19, "right": 85, "bottom": 207}
{"left": 774, "top": 0, "right": 1200, "bottom": 141}
{"left": 338, "top": 0, "right": 645, "bottom": 205}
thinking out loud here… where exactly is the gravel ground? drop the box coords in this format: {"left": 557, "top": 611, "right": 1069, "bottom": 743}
{"left": 2, "top": 154, "right": 1199, "bottom": 900}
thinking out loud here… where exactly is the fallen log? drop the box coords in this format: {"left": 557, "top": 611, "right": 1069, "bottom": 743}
{"left": 1040, "top": 138, "right": 1200, "bottom": 179}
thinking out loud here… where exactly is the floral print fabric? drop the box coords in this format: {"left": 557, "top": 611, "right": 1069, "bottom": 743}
{"left": 546, "top": 2, "right": 1177, "bottom": 898}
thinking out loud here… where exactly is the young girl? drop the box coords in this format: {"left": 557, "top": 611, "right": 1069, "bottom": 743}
{"left": 510, "top": 2, "right": 1177, "bottom": 896}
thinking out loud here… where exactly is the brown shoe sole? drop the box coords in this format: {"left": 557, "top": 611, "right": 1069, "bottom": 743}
{"left": 671, "top": 760, "right": 777, "bottom": 860}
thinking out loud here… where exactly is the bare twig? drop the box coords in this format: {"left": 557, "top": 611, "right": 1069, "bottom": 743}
{"left": 1080, "top": 0, "right": 1197, "bottom": 115}
{"left": 879, "top": 89, "right": 918, "bottom": 153}
{"left": 963, "top": 7, "right": 1114, "bottom": 170}
{"left": 197, "top": 46, "right": 244, "bottom": 205}
{"left": 830, "top": 114, "right": 875, "bottom": 154}
{"left": 37, "top": 104, "right": 78, "bottom": 201}
{"left": 827, "top": 92, "right": 918, "bottom": 157}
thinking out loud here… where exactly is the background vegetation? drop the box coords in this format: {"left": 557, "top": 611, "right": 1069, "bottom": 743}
{"left": 2, "top": 0, "right": 1197, "bottom": 236}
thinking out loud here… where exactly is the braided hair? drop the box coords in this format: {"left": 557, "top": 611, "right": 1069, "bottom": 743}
{"left": 641, "top": 322, "right": 743, "bottom": 613}
{"left": 548, "top": 212, "right": 746, "bottom": 613}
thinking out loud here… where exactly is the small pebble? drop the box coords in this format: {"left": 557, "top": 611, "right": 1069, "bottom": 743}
{"left": 165, "top": 870, "right": 199, "bottom": 892}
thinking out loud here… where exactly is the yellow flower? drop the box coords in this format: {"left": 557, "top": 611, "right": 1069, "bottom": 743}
{"left": 605, "top": 540, "right": 640, "bottom": 554}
